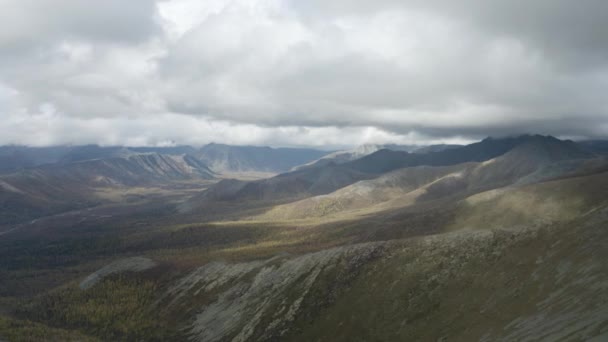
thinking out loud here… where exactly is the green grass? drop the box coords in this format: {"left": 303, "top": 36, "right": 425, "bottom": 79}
{"left": 0, "top": 315, "right": 99, "bottom": 342}
{"left": 2, "top": 169, "right": 608, "bottom": 341}
{"left": 18, "top": 274, "right": 175, "bottom": 341}
{"left": 287, "top": 217, "right": 608, "bottom": 341}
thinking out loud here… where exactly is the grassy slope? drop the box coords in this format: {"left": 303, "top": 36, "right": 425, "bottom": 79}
{"left": 2, "top": 169, "right": 608, "bottom": 340}
{"left": 0, "top": 315, "right": 100, "bottom": 342}
{"left": 180, "top": 171, "right": 608, "bottom": 341}
{"left": 252, "top": 144, "right": 602, "bottom": 223}
{"left": 286, "top": 171, "right": 608, "bottom": 341}
{"left": 290, "top": 212, "right": 608, "bottom": 341}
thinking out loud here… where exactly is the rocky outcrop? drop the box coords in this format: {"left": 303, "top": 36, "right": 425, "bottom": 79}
{"left": 166, "top": 243, "right": 385, "bottom": 342}
{"left": 80, "top": 257, "right": 157, "bottom": 290}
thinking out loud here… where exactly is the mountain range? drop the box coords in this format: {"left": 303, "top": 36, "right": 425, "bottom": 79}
{"left": 1, "top": 135, "right": 608, "bottom": 341}
{"left": 292, "top": 143, "right": 461, "bottom": 171}
{"left": 0, "top": 143, "right": 329, "bottom": 174}
{"left": 185, "top": 135, "right": 594, "bottom": 211}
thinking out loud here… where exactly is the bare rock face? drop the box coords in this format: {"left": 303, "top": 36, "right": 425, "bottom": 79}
{"left": 166, "top": 243, "right": 385, "bottom": 342}
{"left": 79, "top": 256, "right": 157, "bottom": 290}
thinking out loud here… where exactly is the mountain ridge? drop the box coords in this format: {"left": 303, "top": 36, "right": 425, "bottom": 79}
{"left": 191, "top": 135, "right": 593, "bottom": 215}
{"left": 0, "top": 152, "right": 215, "bottom": 225}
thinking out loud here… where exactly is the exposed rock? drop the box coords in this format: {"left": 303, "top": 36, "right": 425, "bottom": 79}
{"left": 167, "top": 243, "right": 385, "bottom": 342}
{"left": 79, "top": 257, "right": 157, "bottom": 290}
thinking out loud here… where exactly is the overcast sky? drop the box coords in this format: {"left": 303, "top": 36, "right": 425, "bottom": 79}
{"left": 1, "top": 0, "right": 607, "bottom": 148}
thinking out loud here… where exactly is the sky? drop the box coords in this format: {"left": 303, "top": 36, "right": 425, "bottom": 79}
{"left": 1, "top": 0, "right": 608, "bottom": 148}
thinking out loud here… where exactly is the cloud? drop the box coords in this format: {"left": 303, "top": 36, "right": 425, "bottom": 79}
{"left": 0, "top": 0, "right": 607, "bottom": 147}
{"left": 0, "top": 0, "right": 161, "bottom": 49}
{"left": 0, "top": 107, "right": 467, "bottom": 149}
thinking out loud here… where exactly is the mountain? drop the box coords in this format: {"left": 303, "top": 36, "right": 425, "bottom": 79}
{"left": 197, "top": 143, "right": 330, "bottom": 173}
{"left": 292, "top": 144, "right": 413, "bottom": 171}
{"left": 2, "top": 135, "right": 608, "bottom": 341}
{"left": 2, "top": 143, "right": 323, "bottom": 175}
{"left": 346, "top": 134, "right": 592, "bottom": 174}
{"left": 128, "top": 146, "right": 200, "bottom": 156}
{"left": 193, "top": 135, "right": 592, "bottom": 215}
{"left": 293, "top": 143, "right": 461, "bottom": 171}
{"left": 162, "top": 180, "right": 608, "bottom": 342}
{"left": 4, "top": 153, "right": 608, "bottom": 341}
{"left": 0, "top": 146, "right": 72, "bottom": 173}
{"left": 182, "top": 164, "right": 374, "bottom": 216}
{"left": 57, "top": 145, "right": 134, "bottom": 164}
{"left": 257, "top": 137, "right": 597, "bottom": 221}
{"left": 0, "top": 153, "right": 214, "bottom": 225}
{"left": 578, "top": 140, "right": 608, "bottom": 155}
{"left": 412, "top": 143, "right": 461, "bottom": 153}
{"left": 0, "top": 145, "right": 201, "bottom": 174}
{"left": 30, "top": 153, "right": 214, "bottom": 187}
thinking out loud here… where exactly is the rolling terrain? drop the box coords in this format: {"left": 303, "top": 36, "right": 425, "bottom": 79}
{"left": 255, "top": 136, "right": 596, "bottom": 221}
{"left": 293, "top": 143, "right": 460, "bottom": 171}
{"left": 0, "top": 143, "right": 331, "bottom": 175}
{"left": 184, "top": 135, "right": 594, "bottom": 219}
{"left": 0, "top": 153, "right": 215, "bottom": 226}
{"left": 1, "top": 136, "right": 608, "bottom": 341}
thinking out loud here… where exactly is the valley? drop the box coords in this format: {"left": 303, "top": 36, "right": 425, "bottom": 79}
{"left": 5, "top": 1, "right": 608, "bottom": 340}
{"left": 1, "top": 136, "right": 608, "bottom": 341}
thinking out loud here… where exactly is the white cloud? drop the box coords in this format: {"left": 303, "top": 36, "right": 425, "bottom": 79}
{"left": 1, "top": 0, "right": 608, "bottom": 147}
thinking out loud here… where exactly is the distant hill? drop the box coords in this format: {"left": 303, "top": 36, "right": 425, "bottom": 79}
{"left": 197, "top": 143, "right": 330, "bottom": 173}
{"left": 185, "top": 164, "right": 373, "bottom": 208}
{"left": 0, "top": 153, "right": 214, "bottom": 225}
{"left": 57, "top": 145, "right": 134, "bottom": 164}
{"left": 191, "top": 135, "right": 594, "bottom": 215}
{"left": 257, "top": 136, "right": 596, "bottom": 220}
{"left": 577, "top": 140, "right": 608, "bottom": 155}
{"left": 40, "top": 153, "right": 215, "bottom": 187}
{"left": 346, "top": 135, "right": 591, "bottom": 174}
{"left": 413, "top": 144, "right": 462, "bottom": 153}
{"left": 0, "top": 145, "right": 201, "bottom": 173}
{"left": 0, "top": 146, "right": 72, "bottom": 172}
{"left": 0, "top": 144, "right": 329, "bottom": 175}
{"left": 3, "top": 135, "right": 608, "bottom": 342}
{"left": 293, "top": 144, "right": 461, "bottom": 171}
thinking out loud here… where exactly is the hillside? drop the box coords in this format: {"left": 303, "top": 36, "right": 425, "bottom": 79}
{"left": 188, "top": 165, "right": 373, "bottom": 212}
{"left": 0, "top": 153, "right": 214, "bottom": 225}
{"left": 346, "top": 134, "right": 592, "bottom": 174}
{"left": 255, "top": 136, "right": 596, "bottom": 221}
{"left": 0, "top": 145, "right": 200, "bottom": 174}
{"left": 0, "top": 146, "right": 73, "bottom": 173}
{"left": 293, "top": 143, "right": 461, "bottom": 171}
{"left": 292, "top": 144, "right": 417, "bottom": 171}
{"left": 59, "top": 153, "right": 215, "bottom": 185}
{"left": 578, "top": 140, "right": 608, "bottom": 156}
{"left": 4, "top": 0, "right": 608, "bottom": 339}
{"left": 193, "top": 135, "right": 593, "bottom": 217}
{"left": 3, "top": 164, "right": 608, "bottom": 341}
{"left": 1, "top": 135, "right": 608, "bottom": 342}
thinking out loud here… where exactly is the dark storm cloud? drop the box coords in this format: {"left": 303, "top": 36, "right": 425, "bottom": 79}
{"left": 0, "top": 0, "right": 607, "bottom": 147}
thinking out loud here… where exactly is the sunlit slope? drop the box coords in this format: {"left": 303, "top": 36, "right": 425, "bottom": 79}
{"left": 256, "top": 138, "right": 597, "bottom": 221}
{"left": 186, "top": 135, "right": 593, "bottom": 223}
{"left": 289, "top": 208, "right": 608, "bottom": 341}
{"left": 6, "top": 165, "right": 608, "bottom": 341}
{"left": 173, "top": 170, "right": 608, "bottom": 341}
{"left": 2, "top": 136, "right": 607, "bottom": 341}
